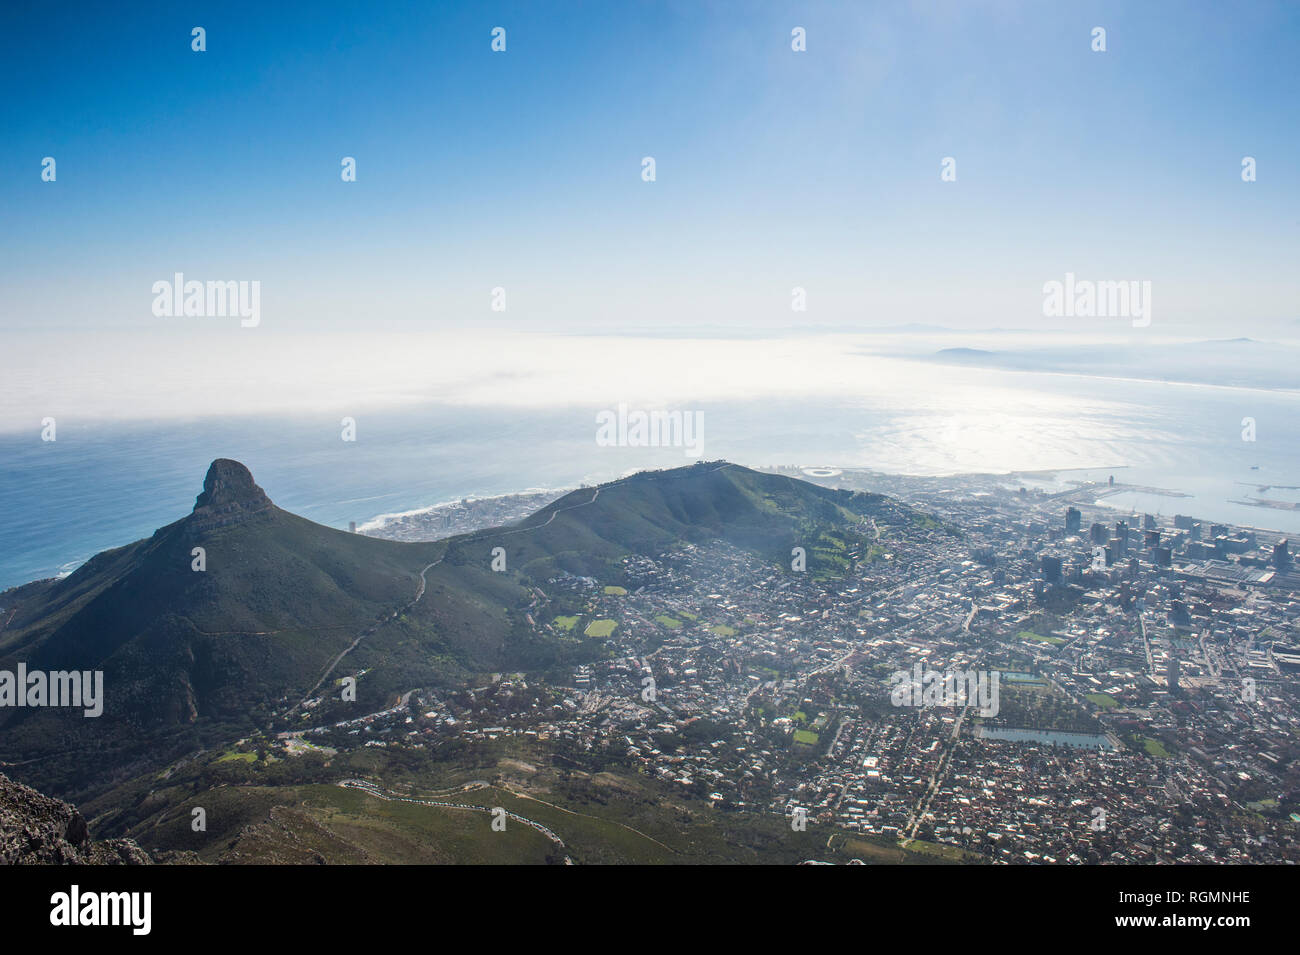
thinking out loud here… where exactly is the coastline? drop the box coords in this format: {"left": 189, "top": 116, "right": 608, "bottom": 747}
{"left": 356, "top": 486, "right": 574, "bottom": 533}
{"left": 7, "top": 459, "right": 1300, "bottom": 594}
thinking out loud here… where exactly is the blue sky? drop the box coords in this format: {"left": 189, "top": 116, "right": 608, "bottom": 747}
{"left": 2, "top": 0, "right": 1298, "bottom": 335}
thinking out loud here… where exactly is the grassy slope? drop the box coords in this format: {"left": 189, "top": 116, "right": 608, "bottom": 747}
{"left": 0, "top": 462, "right": 925, "bottom": 802}
{"left": 104, "top": 744, "right": 959, "bottom": 866}
{"left": 0, "top": 508, "right": 446, "bottom": 795}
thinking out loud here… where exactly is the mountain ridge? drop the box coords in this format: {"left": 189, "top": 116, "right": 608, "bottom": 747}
{"left": 0, "top": 458, "right": 921, "bottom": 800}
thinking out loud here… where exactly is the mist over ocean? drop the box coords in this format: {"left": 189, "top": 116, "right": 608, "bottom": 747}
{"left": 3, "top": 349, "right": 1298, "bottom": 591}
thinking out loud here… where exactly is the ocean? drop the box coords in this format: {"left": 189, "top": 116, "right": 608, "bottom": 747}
{"left": 2, "top": 354, "right": 1299, "bottom": 592}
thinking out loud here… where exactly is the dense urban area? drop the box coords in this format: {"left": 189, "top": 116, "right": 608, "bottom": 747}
{"left": 284, "top": 468, "right": 1300, "bottom": 864}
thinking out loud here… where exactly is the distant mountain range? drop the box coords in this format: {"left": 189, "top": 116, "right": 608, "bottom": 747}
{"left": 925, "top": 337, "right": 1300, "bottom": 391}
{"left": 0, "top": 458, "right": 909, "bottom": 801}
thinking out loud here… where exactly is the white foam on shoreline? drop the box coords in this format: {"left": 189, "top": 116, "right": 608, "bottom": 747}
{"left": 357, "top": 487, "right": 574, "bottom": 533}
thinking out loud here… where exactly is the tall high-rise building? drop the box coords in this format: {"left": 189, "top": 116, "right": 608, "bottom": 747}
{"left": 1041, "top": 555, "right": 1063, "bottom": 583}
{"left": 1170, "top": 600, "right": 1191, "bottom": 628}
{"left": 1275, "top": 539, "right": 1292, "bottom": 571}
{"left": 1065, "top": 507, "right": 1082, "bottom": 533}
{"left": 1154, "top": 546, "right": 1173, "bottom": 568}
{"left": 1091, "top": 522, "right": 1108, "bottom": 544}
{"left": 1115, "top": 521, "right": 1128, "bottom": 556}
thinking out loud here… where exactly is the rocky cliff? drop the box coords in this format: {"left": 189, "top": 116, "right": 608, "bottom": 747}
{"left": 0, "top": 772, "right": 151, "bottom": 864}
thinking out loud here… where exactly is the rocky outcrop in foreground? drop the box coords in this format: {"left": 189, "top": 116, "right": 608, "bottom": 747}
{"left": 0, "top": 773, "right": 151, "bottom": 864}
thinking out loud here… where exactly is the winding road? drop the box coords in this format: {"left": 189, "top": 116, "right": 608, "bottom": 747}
{"left": 338, "top": 779, "right": 573, "bottom": 863}
{"left": 291, "top": 463, "right": 739, "bottom": 712}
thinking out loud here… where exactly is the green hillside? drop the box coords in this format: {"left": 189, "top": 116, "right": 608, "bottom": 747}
{"left": 0, "top": 458, "right": 914, "bottom": 801}
{"left": 0, "top": 461, "right": 451, "bottom": 796}
{"left": 453, "top": 461, "right": 902, "bottom": 579}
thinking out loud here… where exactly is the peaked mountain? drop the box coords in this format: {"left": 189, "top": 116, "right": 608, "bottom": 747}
{"left": 0, "top": 459, "right": 449, "bottom": 795}
{"left": 0, "top": 458, "right": 915, "bottom": 799}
